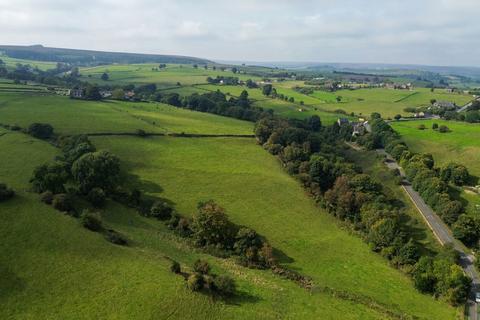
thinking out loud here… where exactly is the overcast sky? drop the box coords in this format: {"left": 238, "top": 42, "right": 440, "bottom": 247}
{"left": 0, "top": 0, "right": 479, "bottom": 66}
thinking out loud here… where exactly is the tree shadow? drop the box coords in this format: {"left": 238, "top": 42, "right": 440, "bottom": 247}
{"left": 223, "top": 289, "right": 262, "bottom": 306}
{"left": 273, "top": 247, "right": 295, "bottom": 264}
{"left": 125, "top": 172, "right": 164, "bottom": 194}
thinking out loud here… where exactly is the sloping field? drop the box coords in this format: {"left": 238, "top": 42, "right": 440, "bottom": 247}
{"left": 392, "top": 119, "right": 480, "bottom": 218}
{"left": 0, "top": 92, "right": 458, "bottom": 319}
{"left": 79, "top": 64, "right": 261, "bottom": 87}
{"left": 92, "top": 135, "right": 457, "bottom": 319}
{"left": 317, "top": 88, "right": 472, "bottom": 118}
{"left": 0, "top": 93, "right": 253, "bottom": 135}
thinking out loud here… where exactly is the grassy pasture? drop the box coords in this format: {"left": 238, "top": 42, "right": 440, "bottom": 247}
{"left": 316, "top": 88, "right": 473, "bottom": 118}
{"left": 0, "top": 128, "right": 390, "bottom": 320}
{"left": 0, "top": 92, "right": 253, "bottom": 135}
{"left": 391, "top": 119, "right": 480, "bottom": 217}
{"left": 92, "top": 135, "right": 457, "bottom": 319}
{"left": 0, "top": 55, "right": 57, "bottom": 71}
{"left": 79, "top": 64, "right": 261, "bottom": 87}
{"left": 0, "top": 65, "right": 462, "bottom": 318}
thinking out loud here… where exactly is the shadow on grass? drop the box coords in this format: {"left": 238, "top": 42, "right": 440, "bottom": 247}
{"left": 223, "top": 289, "right": 262, "bottom": 306}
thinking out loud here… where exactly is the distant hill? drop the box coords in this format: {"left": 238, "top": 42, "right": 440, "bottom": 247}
{"left": 0, "top": 44, "right": 211, "bottom": 65}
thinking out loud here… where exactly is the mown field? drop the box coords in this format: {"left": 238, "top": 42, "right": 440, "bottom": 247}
{"left": 391, "top": 119, "right": 480, "bottom": 217}
{"left": 0, "top": 91, "right": 458, "bottom": 319}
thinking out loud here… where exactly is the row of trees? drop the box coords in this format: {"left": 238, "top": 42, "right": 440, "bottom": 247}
{"left": 206, "top": 76, "right": 239, "bottom": 85}
{"left": 358, "top": 117, "right": 472, "bottom": 233}
{"left": 179, "top": 90, "right": 271, "bottom": 122}
{"left": 253, "top": 114, "right": 471, "bottom": 305}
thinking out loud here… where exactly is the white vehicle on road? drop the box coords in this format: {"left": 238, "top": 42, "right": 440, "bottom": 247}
{"left": 475, "top": 292, "right": 480, "bottom": 303}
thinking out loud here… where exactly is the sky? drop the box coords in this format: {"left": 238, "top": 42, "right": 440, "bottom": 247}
{"left": 0, "top": 0, "right": 479, "bottom": 66}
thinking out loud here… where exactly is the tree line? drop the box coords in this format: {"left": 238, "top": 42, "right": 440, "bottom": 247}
{"left": 356, "top": 116, "right": 479, "bottom": 247}
{"left": 254, "top": 113, "right": 471, "bottom": 305}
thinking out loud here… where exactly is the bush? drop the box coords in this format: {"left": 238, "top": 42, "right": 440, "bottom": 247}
{"left": 87, "top": 188, "right": 106, "bottom": 207}
{"left": 27, "top": 123, "right": 54, "bottom": 139}
{"left": 104, "top": 229, "right": 128, "bottom": 245}
{"left": 193, "top": 260, "right": 211, "bottom": 275}
{"left": 213, "top": 275, "right": 236, "bottom": 296}
{"left": 150, "top": 200, "right": 173, "bottom": 220}
{"left": 438, "top": 125, "right": 449, "bottom": 133}
{"left": 0, "top": 183, "right": 15, "bottom": 201}
{"left": 80, "top": 210, "right": 103, "bottom": 232}
{"left": 187, "top": 273, "right": 204, "bottom": 291}
{"left": 417, "top": 124, "right": 426, "bottom": 130}
{"left": 52, "top": 193, "right": 73, "bottom": 212}
{"left": 432, "top": 123, "right": 438, "bottom": 130}
{"left": 40, "top": 191, "right": 54, "bottom": 204}
{"left": 170, "top": 261, "right": 181, "bottom": 274}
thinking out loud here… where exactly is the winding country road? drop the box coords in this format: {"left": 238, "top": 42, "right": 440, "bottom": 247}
{"left": 376, "top": 149, "right": 480, "bottom": 320}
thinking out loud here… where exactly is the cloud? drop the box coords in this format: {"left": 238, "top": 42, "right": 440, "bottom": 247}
{"left": 0, "top": 0, "right": 479, "bottom": 66}
{"left": 175, "top": 21, "right": 209, "bottom": 38}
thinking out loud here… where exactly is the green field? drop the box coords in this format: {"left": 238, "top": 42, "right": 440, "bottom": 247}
{"left": 391, "top": 119, "right": 480, "bottom": 217}
{"left": 0, "top": 89, "right": 459, "bottom": 319}
{"left": 0, "top": 93, "right": 253, "bottom": 135}
{"left": 79, "top": 64, "right": 261, "bottom": 88}
{"left": 2, "top": 128, "right": 392, "bottom": 320}
{"left": 0, "top": 55, "right": 58, "bottom": 71}
{"left": 316, "top": 88, "right": 473, "bottom": 118}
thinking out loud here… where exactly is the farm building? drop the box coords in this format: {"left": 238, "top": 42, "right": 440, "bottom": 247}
{"left": 69, "top": 88, "right": 85, "bottom": 99}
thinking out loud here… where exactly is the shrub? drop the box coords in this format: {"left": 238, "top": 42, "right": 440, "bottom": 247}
{"left": 193, "top": 260, "right": 211, "bottom": 275}
{"left": 213, "top": 275, "right": 236, "bottom": 296}
{"left": 187, "top": 273, "right": 204, "bottom": 291}
{"left": 87, "top": 188, "right": 106, "bottom": 207}
{"left": 104, "top": 229, "right": 128, "bottom": 246}
{"left": 432, "top": 123, "right": 438, "bottom": 130}
{"left": 150, "top": 200, "right": 173, "bottom": 220}
{"left": 40, "top": 191, "right": 54, "bottom": 204}
{"left": 417, "top": 124, "right": 426, "bottom": 130}
{"left": 27, "top": 123, "right": 54, "bottom": 139}
{"left": 52, "top": 193, "right": 73, "bottom": 212}
{"left": 0, "top": 183, "right": 15, "bottom": 201}
{"left": 170, "top": 261, "right": 181, "bottom": 274}
{"left": 80, "top": 210, "right": 103, "bottom": 232}
{"left": 438, "top": 125, "right": 449, "bottom": 133}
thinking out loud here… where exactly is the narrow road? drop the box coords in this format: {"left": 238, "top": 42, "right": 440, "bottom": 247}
{"left": 376, "top": 149, "right": 480, "bottom": 320}
{"left": 457, "top": 97, "right": 480, "bottom": 113}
